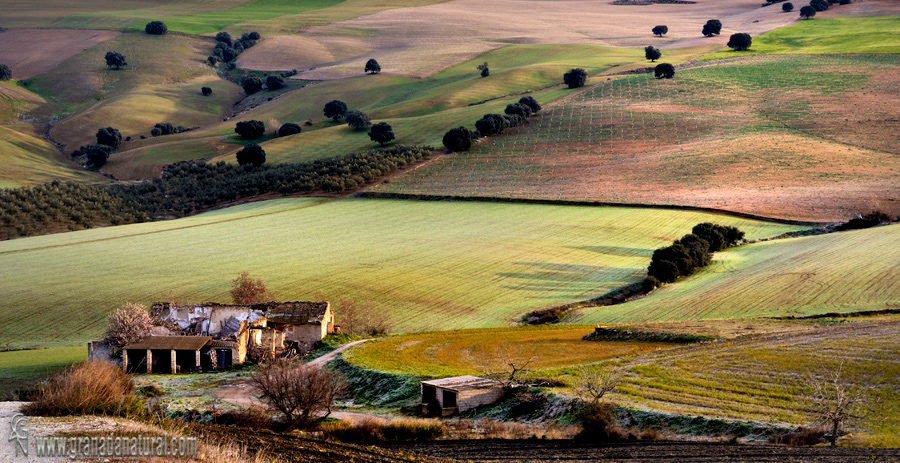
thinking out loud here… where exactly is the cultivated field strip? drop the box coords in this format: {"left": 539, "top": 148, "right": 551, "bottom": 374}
{"left": 0, "top": 198, "right": 799, "bottom": 348}
{"left": 571, "top": 224, "right": 900, "bottom": 324}
{"left": 378, "top": 54, "right": 900, "bottom": 221}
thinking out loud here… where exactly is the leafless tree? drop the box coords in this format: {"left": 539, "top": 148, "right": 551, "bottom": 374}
{"left": 806, "top": 362, "right": 868, "bottom": 446}
{"left": 230, "top": 271, "right": 272, "bottom": 304}
{"left": 105, "top": 302, "right": 153, "bottom": 348}
{"left": 575, "top": 364, "right": 623, "bottom": 405}
{"left": 335, "top": 298, "right": 391, "bottom": 336}
{"left": 466, "top": 345, "right": 536, "bottom": 388}
{"left": 250, "top": 360, "right": 345, "bottom": 430}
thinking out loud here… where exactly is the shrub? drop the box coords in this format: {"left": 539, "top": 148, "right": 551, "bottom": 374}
{"left": 442, "top": 126, "right": 475, "bottom": 152}
{"left": 323, "top": 100, "right": 348, "bottom": 122}
{"left": 475, "top": 114, "right": 508, "bottom": 137}
{"left": 783, "top": 2, "right": 794, "bottom": 11}
{"left": 151, "top": 122, "right": 190, "bottom": 137}
{"left": 800, "top": 5, "right": 817, "bottom": 17}
{"left": 576, "top": 402, "right": 629, "bottom": 442}
{"left": 75, "top": 144, "right": 114, "bottom": 169}
{"left": 144, "top": 21, "right": 167, "bottom": 35}
{"left": 213, "top": 408, "right": 273, "bottom": 428}
{"left": 727, "top": 33, "right": 752, "bottom": 51}
{"left": 104, "top": 51, "right": 127, "bottom": 70}
{"left": 266, "top": 75, "right": 285, "bottom": 90}
{"left": 563, "top": 68, "right": 587, "bottom": 89}
{"left": 835, "top": 211, "right": 892, "bottom": 231}
{"left": 702, "top": 19, "right": 722, "bottom": 37}
{"left": 477, "top": 62, "right": 489, "bottom": 77}
{"left": 242, "top": 77, "right": 262, "bottom": 95}
{"left": 201, "top": 86, "right": 212, "bottom": 96}
{"left": 106, "top": 302, "right": 152, "bottom": 348}
{"left": 644, "top": 46, "right": 661, "bottom": 62}
{"left": 235, "top": 144, "right": 266, "bottom": 166}
{"left": 642, "top": 276, "right": 660, "bottom": 292}
{"left": 368, "top": 122, "right": 395, "bottom": 146}
{"left": 22, "top": 361, "right": 143, "bottom": 417}
{"left": 278, "top": 123, "right": 303, "bottom": 137}
{"left": 652, "top": 25, "right": 668, "bottom": 36}
{"left": 776, "top": 427, "right": 826, "bottom": 446}
{"left": 518, "top": 96, "right": 541, "bottom": 113}
{"left": 215, "top": 31, "right": 233, "bottom": 45}
{"left": 654, "top": 63, "right": 675, "bottom": 79}
{"left": 321, "top": 418, "right": 446, "bottom": 443}
{"left": 235, "top": 120, "right": 265, "bottom": 139}
{"left": 365, "top": 58, "right": 381, "bottom": 74}
{"left": 96, "top": 127, "right": 122, "bottom": 150}
{"left": 0, "top": 64, "right": 11, "bottom": 81}
{"left": 251, "top": 360, "right": 344, "bottom": 430}
{"left": 346, "top": 110, "right": 372, "bottom": 131}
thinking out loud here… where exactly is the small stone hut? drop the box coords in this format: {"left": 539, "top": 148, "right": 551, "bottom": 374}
{"left": 420, "top": 376, "right": 505, "bottom": 416}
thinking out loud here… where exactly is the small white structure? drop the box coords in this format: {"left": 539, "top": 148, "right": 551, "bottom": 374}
{"left": 421, "top": 375, "right": 505, "bottom": 416}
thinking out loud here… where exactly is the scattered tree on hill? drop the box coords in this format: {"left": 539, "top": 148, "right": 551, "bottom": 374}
{"left": 215, "top": 31, "right": 233, "bottom": 45}
{"left": 806, "top": 362, "right": 867, "bottom": 447}
{"left": 365, "top": 58, "right": 381, "bottom": 74}
{"left": 278, "top": 123, "right": 302, "bottom": 137}
{"left": 644, "top": 46, "right": 661, "bottom": 62}
{"left": 144, "top": 21, "right": 167, "bottom": 35}
{"left": 519, "top": 96, "right": 541, "bottom": 113}
{"left": 345, "top": 110, "right": 372, "bottom": 131}
{"left": 246, "top": 32, "right": 261, "bottom": 41}
{"left": 652, "top": 25, "right": 668, "bottom": 36}
{"left": 201, "top": 86, "right": 212, "bottom": 96}
{"left": 235, "top": 120, "right": 265, "bottom": 139}
{"left": 727, "top": 33, "right": 752, "bottom": 51}
{"left": 104, "top": 51, "right": 127, "bottom": 70}
{"left": 250, "top": 360, "right": 345, "bottom": 430}
{"left": 235, "top": 144, "right": 266, "bottom": 167}
{"left": 442, "top": 126, "right": 475, "bottom": 152}
{"left": 475, "top": 114, "right": 508, "bottom": 137}
{"left": 563, "top": 68, "right": 587, "bottom": 89}
{"left": 835, "top": 210, "right": 893, "bottom": 231}
{"left": 783, "top": 2, "right": 794, "bottom": 11}
{"left": 702, "top": 19, "right": 722, "bottom": 37}
{"left": 242, "top": 77, "right": 262, "bottom": 95}
{"left": 477, "top": 62, "right": 490, "bottom": 77}
{"left": 207, "top": 56, "right": 219, "bottom": 66}
{"left": 654, "top": 63, "right": 675, "bottom": 79}
{"left": 800, "top": 5, "right": 816, "bottom": 17}
{"left": 0, "top": 64, "right": 11, "bottom": 81}
{"left": 77, "top": 144, "right": 114, "bottom": 169}
{"left": 504, "top": 102, "right": 533, "bottom": 119}
{"left": 266, "top": 75, "right": 285, "bottom": 91}
{"left": 691, "top": 222, "right": 744, "bottom": 252}
{"left": 151, "top": 122, "right": 189, "bottom": 137}
{"left": 576, "top": 365, "right": 622, "bottom": 406}
{"left": 368, "top": 122, "right": 395, "bottom": 146}
{"left": 105, "top": 302, "right": 153, "bottom": 348}
{"left": 810, "top": 0, "right": 829, "bottom": 10}
{"left": 230, "top": 271, "right": 271, "bottom": 304}
{"left": 96, "top": 127, "right": 122, "bottom": 150}
{"left": 323, "top": 100, "right": 348, "bottom": 122}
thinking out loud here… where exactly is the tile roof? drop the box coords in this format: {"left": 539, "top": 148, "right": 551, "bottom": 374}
{"left": 124, "top": 336, "right": 212, "bottom": 351}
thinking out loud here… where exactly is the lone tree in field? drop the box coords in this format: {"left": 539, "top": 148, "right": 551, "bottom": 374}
{"left": 783, "top": 2, "right": 794, "bottom": 11}
{"left": 654, "top": 63, "right": 675, "bottom": 79}
{"left": 230, "top": 271, "right": 271, "bottom": 303}
{"left": 345, "top": 109, "right": 372, "bottom": 131}
{"left": 442, "top": 126, "right": 475, "bottom": 152}
{"left": 563, "top": 68, "right": 587, "bottom": 89}
{"left": 652, "top": 25, "right": 668, "bottom": 36}
{"left": 477, "top": 62, "right": 490, "bottom": 77}
{"left": 323, "top": 100, "right": 348, "bottom": 122}
{"left": 235, "top": 144, "right": 266, "bottom": 167}
{"left": 144, "top": 21, "right": 167, "bottom": 35}
{"left": 251, "top": 361, "right": 345, "bottom": 430}
{"left": 519, "top": 96, "right": 541, "bottom": 113}
{"left": 702, "top": 19, "right": 722, "bottom": 37}
{"left": 96, "top": 127, "right": 122, "bottom": 150}
{"left": 0, "top": 64, "right": 11, "bottom": 81}
{"left": 278, "top": 122, "right": 302, "bottom": 137}
{"left": 104, "top": 51, "right": 127, "bottom": 70}
{"left": 201, "top": 86, "right": 212, "bottom": 96}
{"left": 266, "top": 75, "right": 285, "bottom": 91}
{"left": 106, "top": 302, "right": 153, "bottom": 348}
{"left": 806, "top": 362, "right": 868, "bottom": 447}
{"left": 235, "top": 120, "right": 265, "bottom": 139}
{"left": 644, "top": 46, "right": 661, "bottom": 62}
{"left": 576, "top": 365, "right": 623, "bottom": 406}
{"left": 242, "top": 76, "right": 263, "bottom": 95}
{"left": 727, "top": 33, "right": 752, "bottom": 51}
{"left": 364, "top": 58, "right": 381, "bottom": 74}
{"left": 800, "top": 5, "right": 816, "bottom": 18}
{"left": 368, "top": 122, "right": 395, "bottom": 146}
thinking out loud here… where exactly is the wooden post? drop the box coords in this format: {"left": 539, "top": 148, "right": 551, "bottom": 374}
{"left": 122, "top": 349, "right": 128, "bottom": 371}
{"left": 170, "top": 350, "right": 177, "bottom": 374}
{"left": 146, "top": 349, "right": 153, "bottom": 373}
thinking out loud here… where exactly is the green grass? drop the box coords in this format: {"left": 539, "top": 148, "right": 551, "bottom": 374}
{"left": 571, "top": 224, "right": 900, "bottom": 324}
{"left": 0, "top": 346, "right": 87, "bottom": 399}
{"left": 0, "top": 125, "right": 106, "bottom": 188}
{"left": 0, "top": 198, "right": 799, "bottom": 349}
{"left": 703, "top": 16, "right": 900, "bottom": 60}
{"left": 153, "top": 0, "right": 344, "bottom": 35}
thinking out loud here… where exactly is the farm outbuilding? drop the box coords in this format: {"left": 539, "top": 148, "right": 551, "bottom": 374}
{"left": 421, "top": 376, "right": 505, "bottom": 416}
{"left": 122, "top": 336, "right": 212, "bottom": 374}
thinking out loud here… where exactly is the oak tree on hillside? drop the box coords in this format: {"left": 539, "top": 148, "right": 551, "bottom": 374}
{"left": 800, "top": 5, "right": 816, "bottom": 17}
{"left": 477, "top": 62, "right": 490, "bottom": 77}
{"left": 242, "top": 77, "right": 262, "bottom": 95}
{"left": 345, "top": 109, "right": 372, "bottom": 131}
{"left": 365, "top": 58, "right": 381, "bottom": 74}
{"left": 104, "top": 51, "right": 127, "bottom": 70}
{"left": 563, "top": 68, "right": 587, "bottom": 88}
{"left": 652, "top": 25, "right": 668, "bottom": 36}
{"left": 235, "top": 144, "right": 266, "bottom": 167}
{"left": 266, "top": 75, "right": 285, "bottom": 90}
{"left": 278, "top": 123, "right": 302, "bottom": 137}
{"left": 783, "top": 2, "right": 794, "bottom": 11}
{"left": 145, "top": 21, "right": 167, "bottom": 35}
{"left": 644, "top": 46, "right": 661, "bottom": 62}
{"left": 0, "top": 64, "right": 12, "bottom": 81}
{"left": 215, "top": 31, "right": 233, "bottom": 45}
{"left": 201, "top": 86, "right": 212, "bottom": 96}
{"left": 702, "top": 19, "right": 722, "bottom": 37}
{"left": 504, "top": 102, "right": 533, "bottom": 119}
{"left": 654, "top": 63, "right": 675, "bottom": 79}
{"left": 442, "top": 126, "right": 475, "bottom": 152}
{"left": 727, "top": 33, "right": 752, "bottom": 51}
{"left": 810, "top": 0, "right": 829, "bottom": 10}
{"left": 368, "top": 122, "right": 395, "bottom": 146}
{"left": 323, "top": 100, "right": 348, "bottom": 122}
{"left": 519, "top": 96, "right": 541, "bottom": 113}
{"left": 235, "top": 120, "right": 266, "bottom": 139}
{"left": 77, "top": 144, "right": 114, "bottom": 169}
{"left": 96, "top": 127, "right": 122, "bottom": 150}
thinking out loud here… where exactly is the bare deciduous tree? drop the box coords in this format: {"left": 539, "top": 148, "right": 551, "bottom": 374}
{"left": 806, "top": 362, "right": 868, "bottom": 446}
{"left": 335, "top": 297, "right": 391, "bottom": 336}
{"left": 250, "top": 360, "right": 345, "bottom": 430}
{"left": 230, "top": 271, "right": 272, "bottom": 305}
{"left": 575, "top": 365, "right": 623, "bottom": 405}
{"left": 466, "top": 345, "right": 536, "bottom": 388}
{"left": 106, "top": 302, "right": 153, "bottom": 348}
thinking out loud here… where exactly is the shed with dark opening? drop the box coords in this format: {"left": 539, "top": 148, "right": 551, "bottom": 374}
{"left": 421, "top": 375, "right": 504, "bottom": 416}
{"left": 123, "top": 336, "right": 212, "bottom": 374}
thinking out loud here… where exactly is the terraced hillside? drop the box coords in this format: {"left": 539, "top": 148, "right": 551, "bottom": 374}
{"left": 571, "top": 224, "right": 900, "bottom": 324}
{"left": 0, "top": 198, "right": 799, "bottom": 348}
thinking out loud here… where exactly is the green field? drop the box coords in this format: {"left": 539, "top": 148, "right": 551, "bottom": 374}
{"left": 572, "top": 224, "right": 900, "bottom": 324}
{"left": 0, "top": 197, "right": 799, "bottom": 348}
{"left": 0, "top": 346, "right": 87, "bottom": 400}
{"left": 704, "top": 16, "right": 900, "bottom": 60}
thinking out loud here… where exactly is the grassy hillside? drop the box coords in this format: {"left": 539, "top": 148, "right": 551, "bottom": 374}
{"left": 0, "top": 198, "right": 799, "bottom": 348}
{"left": 0, "top": 346, "right": 87, "bottom": 400}
{"left": 571, "top": 224, "right": 900, "bottom": 324}
{"left": 377, "top": 54, "right": 900, "bottom": 221}
{"left": 0, "top": 125, "right": 106, "bottom": 188}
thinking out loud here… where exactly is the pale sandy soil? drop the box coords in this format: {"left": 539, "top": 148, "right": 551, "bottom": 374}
{"left": 0, "top": 29, "right": 120, "bottom": 80}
